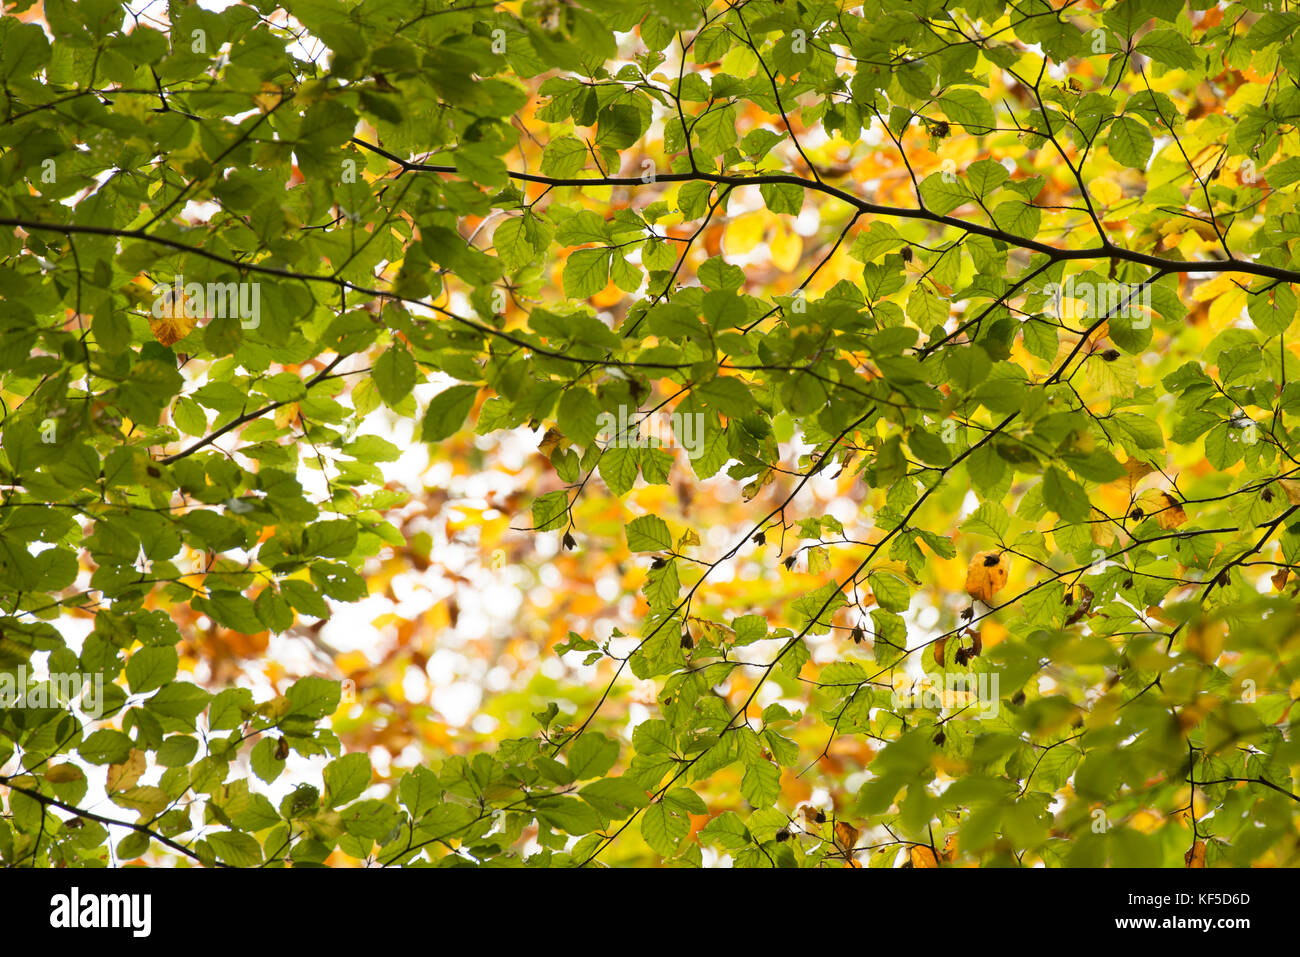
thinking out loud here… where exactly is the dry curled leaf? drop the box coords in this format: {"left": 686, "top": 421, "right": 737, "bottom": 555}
{"left": 940, "top": 832, "right": 958, "bottom": 863}
{"left": 965, "top": 551, "right": 1008, "bottom": 603}
{"left": 537, "top": 427, "right": 564, "bottom": 458}
{"left": 1065, "top": 584, "right": 1094, "bottom": 627}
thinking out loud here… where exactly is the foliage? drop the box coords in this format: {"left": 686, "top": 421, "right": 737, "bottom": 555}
{"left": 2, "top": 0, "right": 1300, "bottom": 868}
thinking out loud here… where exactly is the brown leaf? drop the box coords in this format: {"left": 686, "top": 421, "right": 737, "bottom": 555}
{"left": 833, "top": 820, "right": 859, "bottom": 853}
{"left": 933, "top": 636, "right": 948, "bottom": 667}
{"left": 274, "top": 736, "right": 290, "bottom": 761}
{"left": 1185, "top": 840, "right": 1206, "bottom": 868}
{"left": 1065, "top": 584, "right": 1094, "bottom": 626}
{"left": 1272, "top": 568, "right": 1289, "bottom": 591}
{"left": 965, "top": 551, "right": 1008, "bottom": 603}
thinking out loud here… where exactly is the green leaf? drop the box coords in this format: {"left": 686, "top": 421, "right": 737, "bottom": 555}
{"left": 567, "top": 733, "right": 619, "bottom": 779}
{"left": 740, "top": 760, "right": 781, "bottom": 807}
{"left": 422, "top": 384, "right": 479, "bottom": 442}
{"left": 541, "top": 135, "right": 589, "bottom": 177}
{"left": 563, "top": 248, "right": 611, "bottom": 299}
{"left": 126, "top": 646, "right": 178, "bottom": 695}
{"left": 641, "top": 802, "right": 689, "bottom": 856}
{"left": 324, "top": 752, "right": 372, "bottom": 807}
{"left": 146, "top": 682, "right": 213, "bottom": 723}
{"left": 208, "top": 830, "right": 263, "bottom": 867}
{"left": 1108, "top": 116, "right": 1154, "bottom": 169}
{"left": 373, "top": 344, "right": 418, "bottom": 407}
{"left": 626, "top": 515, "right": 672, "bottom": 552}
{"left": 1042, "top": 466, "right": 1091, "bottom": 522}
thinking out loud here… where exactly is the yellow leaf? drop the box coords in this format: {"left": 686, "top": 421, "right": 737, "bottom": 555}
{"left": 1091, "top": 177, "right": 1123, "bottom": 207}
{"left": 965, "top": 551, "right": 1008, "bottom": 603}
{"left": 107, "top": 748, "right": 147, "bottom": 793}
{"left": 1185, "top": 620, "right": 1225, "bottom": 664}
{"left": 1090, "top": 507, "right": 1117, "bottom": 547}
{"left": 1086, "top": 351, "right": 1136, "bottom": 400}
{"left": 274, "top": 402, "right": 300, "bottom": 430}
{"left": 722, "top": 210, "right": 766, "bottom": 256}
{"left": 1121, "top": 457, "right": 1156, "bottom": 491}
{"left": 44, "top": 764, "right": 84, "bottom": 784}
{"left": 1185, "top": 840, "right": 1206, "bottom": 868}
{"left": 252, "top": 82, "right": 284, "bottom": 113}
{"left": 769, "top": 222, "right": 803, "bottom": 272}
{"left": 1277, "top": 479, "right": 1300, "bottom": 505}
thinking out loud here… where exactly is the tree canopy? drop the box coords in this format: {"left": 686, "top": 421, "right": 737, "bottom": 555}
{"left": 2, "top": 0, "right": 1300, "bottom": 868}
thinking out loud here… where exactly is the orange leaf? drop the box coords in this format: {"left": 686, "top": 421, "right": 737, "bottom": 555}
{"left": 965, "top": 551, "right": 1008, "bottom": 603}
{"left": 910, "top": 845, "right": 939, "bottom": 868}
{"left": 1155, "top": 491, "right": 1187, "bottom": 529}
{"left": 833, "top": 820, "right": 859, "bottom": 853}
{"left": 933, "top": 636, "right": 948, "bottom": 667}
{"left": 149, "top": 287, "right": 197, "bottom": 346}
